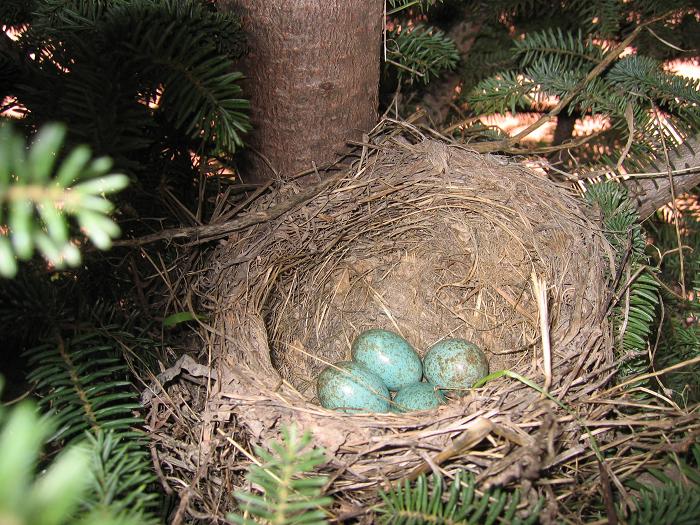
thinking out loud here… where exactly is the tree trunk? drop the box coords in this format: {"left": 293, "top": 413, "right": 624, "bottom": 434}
{"left": 221, "top": 0, "right": 383, "bottom": 181}
{"left": 547, "top": 111, "right": 579, "bottom": 173}
{"left": 623, "top": 137, "right": 700, "bottom": 220}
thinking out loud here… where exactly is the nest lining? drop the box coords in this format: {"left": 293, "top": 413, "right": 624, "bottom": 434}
{"left": 185, "top": 127, "right": 617, "bottom": 494}
{"left": 264, "top": 169, "right": 603, "bottom": 400}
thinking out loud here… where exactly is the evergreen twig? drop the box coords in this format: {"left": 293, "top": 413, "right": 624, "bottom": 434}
{"left": 229, "top": 425, "right": 332, "bottom": 525}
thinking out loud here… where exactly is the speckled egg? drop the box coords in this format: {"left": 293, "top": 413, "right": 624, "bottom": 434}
{"left": 423, "top": 339, "right": 489, "bottom": 391}
{"left": 391, "top": 382, "right": 446, "bottom": 413}
{"left": 351, "top": 329, "right": 422, "bottom": 391}
{"left": 317, "top": 361, "right": 390, "bottom": 413}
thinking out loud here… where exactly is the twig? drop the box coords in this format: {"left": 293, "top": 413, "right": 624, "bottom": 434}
{"left": 531, "top": 272, "right": 552, "bottom": 395}
{"left": 579, "top": 164, "right": 700, "bottom": 182}
{"left": 441, "top": 116, "right": 480, "bottom": 135}
{"left": 470, "top": 24, "right": 646, "bottom": 154}
{"left": 398, "top": 417, "right": 494, "bottom": 485}
{"left": 653, "top": 103, "right": 686, "bottom": 298}
{"left": 616, "top": 102, "right": 635, "bottom": 171}
{"left": 598, "top": 459, "right": 619, "bottom": 525}
{"left": 112, "top": 168, "right": 349, "bottom": 248}
{"left": 508, "top": 27, "right": 643, "bottom": 147}
{"left": 593, "top": 354, "right": 700, "bottom": 398}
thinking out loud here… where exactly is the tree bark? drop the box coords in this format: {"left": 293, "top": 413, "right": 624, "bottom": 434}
{"left": 547, "top": 111, "right": 579, "bottom": 172}
{"left": 221, "top": 0, "right": 383, "bottom": 181}
{"left": 623, "top": 137, "right": 700, "bottom": 220}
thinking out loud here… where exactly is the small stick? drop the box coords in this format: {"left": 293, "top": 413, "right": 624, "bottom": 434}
{"left": 493, "top": 286, "right": 538, "bottom": 325}
{"left": 598, "top": 459, "right": 619, "bottom": 525}
{"left": 531, "top": 272, "right": 552, "bottom": 396}
{"left": 397, "top": 417, "right": 494, "bottom": 485}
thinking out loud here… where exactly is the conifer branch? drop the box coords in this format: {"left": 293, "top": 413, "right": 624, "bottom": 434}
{"left": 505, "top": 25, "right": 643, "bottom": 148}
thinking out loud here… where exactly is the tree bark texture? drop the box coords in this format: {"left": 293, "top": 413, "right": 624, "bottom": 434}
{"left": 221, "top": 0, "right": 383, "bottom": 181}
{"left": 623, "top": 137, "right": 700, "bottom": 220}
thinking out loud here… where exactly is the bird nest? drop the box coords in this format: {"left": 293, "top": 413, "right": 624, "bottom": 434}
{"left": 147, "top": 121, "right": 623, "bottom": 518}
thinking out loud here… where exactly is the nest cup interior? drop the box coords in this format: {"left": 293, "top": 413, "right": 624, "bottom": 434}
{"left": 250, "top": 140, "right": 608, "bottom": 409}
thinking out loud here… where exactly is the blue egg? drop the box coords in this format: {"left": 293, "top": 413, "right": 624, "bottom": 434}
{"left": 391, "top": 382, "right": 445, "bottom": 413}
{"left": 351, "top": 329, "right": 422, "bottom": 391}
{"left": 317, "top": 361, "right": 390, "bottom": 413}
{"left": 423, "top": 338, "right": 489, "bottom": 391}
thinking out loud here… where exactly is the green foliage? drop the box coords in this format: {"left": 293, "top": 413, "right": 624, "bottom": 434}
{"left": 0, "top": 123, "right": 128, "bottom": 278}
{"left": 577, "top": 0, "right": 625, "bottom": 37}
{"left": 162, "top": 310, "right": 207, "bottom": 327}
{"left": 585, "top": 181, "right": 646, "bottom": 266}
{"left": 84, "top": 430, "right": 159, "bottom": 519}
{"left": 608, "top": 55, "right": 700, "bottom": 108}
{"left": 584, "top": 181, "right": 660, "bottom": 378}
{"left": 463, "top": 9, "right": 700, "bottom": 168}
{"left": 387, "top": 1, "right": 441, "bottom": 15}
{"left": 617, "top": 271, "right": 660, "bottom": 366}
{"left": 486, "top": 0, "right": 692, "bottom": 39}
{"left": 0, "top": 397, "right": 89, "bottom": 525}
{"left": 1, "top": 0, "right": 249, "bottom": 217}
{"left": 623, "top": 444, "right": 700, "bottom": 524}
{"left": 386, "top": 24, "right": 459, "bottom": 85}
{"left": 24, "top": 329, "right": 143, "bottom": 441}
{"left": 101, "top": 0, "right": 250, "bottom": 153}
{"left": 655, "top": 285, "right": 700, "bottom": 403}
{"left": 469, "top": 27, "right": 700, "bottom": 144}
{"left": 228, "top": 429, "right": 545, "bottom": 524}
{"left": 377, "top": 471, "right": 542, "bottom": 524}
{"left": 648, "top": 201, "right": 700, "bottom": 291}
{"left": 468, "top": 70, "right": 535, "bottom": 115}
{"left": 24, "top": 328, "right": 160, "bottom": 523}
{"left": 0, "top": 377, "right": 143, "bottom": 525}
{"left": 514, "top": 28, "right": 605, "bottom": 71}
{"left": 626, "top": 482, "right": 700, "bottom": 525}
{"left": 384, "top": 1, "right": 457, "bottom": 89}
{"left": 646, "top": 208, "right": 700, "bottom": 403}
{"left": 230, "top": 425, "right": 332, "bottom": 525}
{"left": 0, "top": 0, "right": 33, "bottom": 26}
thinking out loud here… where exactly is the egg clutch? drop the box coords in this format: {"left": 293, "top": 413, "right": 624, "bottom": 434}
{"left": 317, "top": 329, "right": 489, "bottom": 413}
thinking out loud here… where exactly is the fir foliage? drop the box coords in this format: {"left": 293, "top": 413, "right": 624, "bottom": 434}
{"left": 514, "top": 28, "right": 605, "bottom": 71}
{"left": 468, "top": 26, "right": 700, "bottom": 161}
{"left": 626, "top": 482, "right": 700, "bottom": 525}
{"left": 655, "top": 282, "right": 700, "bottom": 403}
{"left": 646, "top": 206, "right": 700, "bottom": 403}
{"left": 576, "top": 0, "right": 625, "bottom": 37}
{"left": 623, "top": 444, "right": 700, "bottom": 524}
{"left": 387, "top": 1, "right": 441, "bottom": 15}
{"left": 0, "top": 123, "right": 128, "bottom": 278}
{"left": 0, "top": 395, "right": 89, "bottom": 525}
{"left": 584, "top": 181, "right": 660, "bottom": 378}
{"left": 0, "top": 118, "right": 161, "bottom": 518}
{"left": 485, "top": 0, "right": 693, "bottom": 40}
{"left": 0, "top": 0, "right": 33, "bottom": 27}
{"left": 386, "top": 24, "right": 459, "bottom": 85}
{"left": 585, "top": 181, "right": 646, "bottom": 265}
{"left": 0, "top": 377, "right": 144, "bottom": 525}
{"left": 24, "top": 327, "right": 160, "bottom": 523}
{"left": 446, "top": 2, "right": 700, "bottom": 171}
{"left": 384, "top": 1, "right": 458, "bottom": 90}
{"left": 1, "top": 0, "right": 249, "bottom": 221}
{"left": 229, "top": 425, "right": 332, "bottom": 525}
{"left": 25, "top": 330, "right": 143, "bottom": 442}
{"left": 0, "top": 266, "right": 59, "bottom": 345}
{"left": 377, "top": 471, "right": 542, "bottom": 524}
{"left": 101, "top": 0, "right": 250, "bottom": 153}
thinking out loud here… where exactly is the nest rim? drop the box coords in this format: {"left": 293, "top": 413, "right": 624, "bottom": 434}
{"left": 168, "top": 120, "right": 615, "bottom": 500}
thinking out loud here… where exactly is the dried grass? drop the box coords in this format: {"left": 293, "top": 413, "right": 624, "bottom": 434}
{"left": 144, "top": 120, "right": 699, "bottom": 522}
